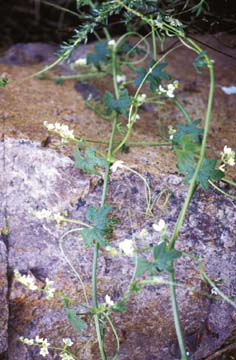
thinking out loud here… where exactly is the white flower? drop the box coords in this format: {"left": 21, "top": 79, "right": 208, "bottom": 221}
{"left": 62, "top": 338, "right": 73, "bottom": 347}
{"left": 39, "top": 338, "right": 50, "bottom": 357}
{"left": 108, "top": 39, "right": 116, "bottom": 47}
{"left": 119, "top": 239, "right": 135, "bottom": 257}
{"left": 136, "top": 93, "right": 147, "bottom": 105}
{"left": 211, "top": 287, "right": 218, "bottom": 296}
{"left": 153, "top": 219, "right": 166, "bottom": 233}
{"left": 44, "top": 278, "right": 56, "bottom": 299}
{"left": 43, "top": 121, "right": 75, "bottom": 143}
{"left": 31, "top": 208, "right": 66, "bottom": 225}
{"left": 60, "top": 353, "right": 75, "bottom": 360}
{"left": 139, "top": 228, "right": 148, "bottom": 239}
{"left": 158, "top": 81, "right": 178, "bottom": 98}
{"left": 105, "top": 294, "right": 115, "bottom": 306}
{"left": 19, "top": 337, "right": 34, "bottom": 345}
{"left": 53, "top": 213, "right": 65, "bottom": 225}
{"left": 105, "top": 246, "right": 118, "bottom": 257}
{"left": 74, "top": 58, "right": 87, "bottom": 66}
{"left": 32, "top": 209, "right": 52, "bottom": 221}
{"left": 110, "top": 160, "right": 125, "bottom": 173}
{"left": 35, "top": 335, "right": 44, "bottom": 344}
{"left": 168, "top": 125, "right": 177, "bottom": 140}
{"left": 219, "top": 164, "right": 225, "bottom": 172}
{"left": 116, "top": 74, "right": 126, "bottom": 84}
{"left": 220, "top": 145, "right": 235, "bottom": 167}
{"left": 40, "top": 346, "right": 49, "bottom": 357}
{"left": 14, "top": 270, "right": 38, "bottom": 291}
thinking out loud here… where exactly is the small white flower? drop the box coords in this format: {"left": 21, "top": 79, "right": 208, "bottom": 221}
{"left": 168, "top": 125, "right": 177, "bottom": 140}
{"left": 220, "top": 145, "right": 235, "bottom": 167}
{"left": 105, "top": 246, "right": 118, "bottom": 257}
{"left": 62, "top": 338, "right": 73, "bottom": 347}
{"left": 44, "top": 278, "right": 56, "bottom": 299}
{"left": 19, "top": 337, "right": 34, "bottom": 345}
{"left": 31, "top": 209, "right": 52, "bottom": 221}
{"left": 110, "top": 160, "right": 125, "bottom": 173}
{"left": 60, "top": 353, "right": 75, "bottom": 360}
{"left": 105, "top": 294, "right": 115, "bottom": 306}
{"left": 40, "top": 346, "right": 49, "bottom": 357}
{"left": 139, "top": 228, "right": 148, "bottom": 239}
{"left": 219, "top": 164, "right": 225, "bottom": 172}
{"left": 116, "top": 74, "right": 126, "bottom": 84}
{"left": 74, "top": 58, "right": 87, "bottom": 66}
{"left": 119, "top": 239, "right": 135, "bottom": 257}
{"left": 211, "top": 287, "right": 218, "bottom": 296}
{"left": 153, "top": 219, "right": 166, "bottom": 233}
{"left": 108, "top": 39, "right": 116, "bottom": 47}
{"left": 136, "top": 93, "right": 147, "bottom": 106}
{"left": 35, "top": 335, "right": 44, "bottom": 344}
{"left": 53, "top": 213, "right": 65, "bottom": 225}
{"left": 14, "top": 270, "right": 38, "bottom": 291}
{"left": 43, "top": 121, "right": 75, "bottom": 143}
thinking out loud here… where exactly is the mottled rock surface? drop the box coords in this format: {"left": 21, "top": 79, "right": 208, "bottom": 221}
{"left": 0, "top": 139, "right": 235, "bottom": 359}
{"left": 0, "top": 35, "right": 236, "bottom": 359}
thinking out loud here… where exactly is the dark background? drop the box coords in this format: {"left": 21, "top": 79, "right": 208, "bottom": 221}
{"left": 0, "top": 0, "right": 236, "bottom": 48}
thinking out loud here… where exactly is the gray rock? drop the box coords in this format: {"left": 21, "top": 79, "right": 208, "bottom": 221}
{"left": 1, "top": 139, "right": 236, "bottom": 359}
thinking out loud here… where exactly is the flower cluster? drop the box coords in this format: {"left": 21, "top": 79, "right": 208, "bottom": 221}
{"left": 158, "top": 81, "right": 179, "bottom": 98}
{"left": 19, "top": 336, "right": 50, "bottom": 357}
{"left": 31, "top": 208, "right": 66, "bottom": 225}
{"left": 14, "top": 270, "right": 38, "bottom": 291}
{"left": 44, "top": 278, "right": 56, "bottom": 299}
{"left": 136, "top": 93, "right": 147, "bottom": 106}
{"left": 43, "top": 121, "right": 75, "bottom": 143}
{"left": 14, "top": 270, "right": 56, "bottom": 299}
{"left": 220, "top": 145, "right": 235, "bottom": 171}
{"left": 19, "top": 336, "right": 74, "bottom": 358}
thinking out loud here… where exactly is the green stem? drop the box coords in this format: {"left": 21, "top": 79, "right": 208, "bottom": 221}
{"left": 152, "top": 25, "right": 157, "bottom": 61}
{"left": 169, "top": 59, "right": 214, "bottom": 249}
{"left": 174, "top": 99, "right": 192, "bottom": 124}
{"left": 168, "top": 45, "right": 215, "bottom": 360}
{"left": 92, "top": 27, "right": 119, "bottom": 360}
{"left": 169, "top": 272, "right": 188, "bottom": 360}
{"left": 222, "top": 178, "right": 236, "bottom": 187}
{"left": 38, "top": 71, "right": 107, "bottom": 81}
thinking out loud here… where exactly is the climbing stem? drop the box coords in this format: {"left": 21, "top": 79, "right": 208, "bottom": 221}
{"left": 92, "top": 27, "right": 119, "bottom": 360}
{"left": 174, "top": 99, "right": 192, "bottom": 124}
{"left": 169, "top": 272, "right": 188, "bottom": 360}
{"left": 168, "top": 43, "right": 215, "bottom": 360}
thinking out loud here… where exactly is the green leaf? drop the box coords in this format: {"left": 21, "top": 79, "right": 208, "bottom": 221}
{"left": 64, "top": 300, "right": 87, "bottom": 333}
{"left": 173, "top": 119, "right": 203, "bottom": 144}
{"left": 0, "top": 77, "right": 8, "bottom": 88}
{"left": 183, "top": 158, "right": 224, "bottom": 190}
{"left": 81, "top": 205, "right": 113, "bottom": 247}
{"left": 153, "top": 242, "right": 182, "bottom": 272}
{"left": 104, "top": 89, "right": 131, "bottom": 116}
{"left": 74, "top": 147, "right": 107, "bottom": 176}
{"left": 174, "top": 134, "right": 200, "bottom": 172}
{"left": 87, "top": 41, "right": 111, "bottom": 67}
{"left": 135, "top": 257, "right": 155, "bottom": 276}
{"left": 134, "top": 61, "right": 171, "bottom": 92}
{"left": 193, "top": 51, "right": 208, "bottom": 74}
